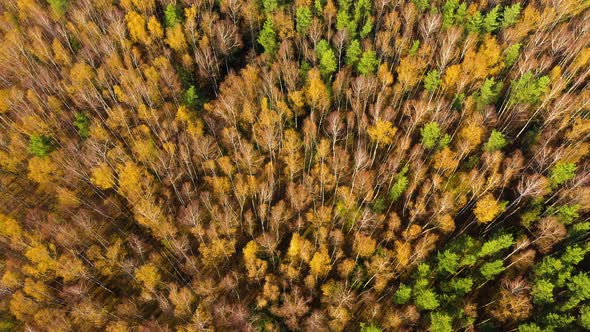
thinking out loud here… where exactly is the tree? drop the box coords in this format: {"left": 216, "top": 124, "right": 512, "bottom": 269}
{"left": 478, "top": 234, "right": 513, "bottom": 257}
{"left": 48, "top": 0, "right": 67, "bottom": 17}
{"left": 296, "top": 6, "right": 312, "bottom": 33}
{"left": 135, "top": 263, "right": 160, "bottom": 291}
{"left": 73, "top": 112, "right": 90, "bottom": 138}
{"left": 357, "top": 50, "right": 379, "bottom": 75}
{"left": 437, "top": 250, "right": 460, "bottom": 274}
{"left": 360, "top": 323, "right": 382, "bottom": 332}
{"left": 474, "top": 194, "right": 506, "bottom": 224}
{"left": 504, "top": 43, "right": 521, "bottom": 67}
{"left": 164, "top": 4, "right": 181, "bottom": 27}
{"left": 483, "top": 6, "right": 500, "bottom": 33}
{"left": 502, "top": 3, "right": 521, "bottom": 28}
{"left": 317, "top": 40, "right": 337, "bottom": 77}
{"left": 389, "top": 167, "right": 409, "bottom": 202}
{"left": 421, "top": 122, "right": 441, "bottom": 149}
{"left": 484, "top": 130, "right": 507, "bottom": 152}
{"left": 549, "top": 162, "right": 576, "bottom": 188}
{"left": 367, "top": 120, "right": 397, "bottom": 145}
{"left": 508, "top": 72, "right": 550, "bottom": 105}
{"left": 580, "top": 306, "right": 590, "bottom": 330}
{"left": 424, "top": 70, "right": 441, "bottom": 92}
{"left": 415, "top": 289, "right": 440, "bottom": 310}
{"left": 309, "top": 247, "right": 331, "bottom": 277}
{"left": 430, "top": 312, "right": 452, "bottom": 332}
{"left": 28, "top": 135, "right": 53, "bottom": 157}
{"left": 532, "top": 279, "right": 554, "bottom": 304}
{"left": 346, "top": 39, "right": 362, "bottom": 66}
{"left": 394, "top": 283, "right": 412, "bottom": 304}
{"left": 258, "top": 19, "right": 278, "bottom": 55}
{"left": 480, "top": 260, "right": 504, "bottom": 280}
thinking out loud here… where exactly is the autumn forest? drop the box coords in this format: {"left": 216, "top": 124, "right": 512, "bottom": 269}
{"left": 0, "top": 0, "right": 589, "bottom": 331}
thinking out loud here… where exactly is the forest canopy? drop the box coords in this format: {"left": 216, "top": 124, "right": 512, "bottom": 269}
{"left": 0, "top": 0, "right": 589, "bottom": 331}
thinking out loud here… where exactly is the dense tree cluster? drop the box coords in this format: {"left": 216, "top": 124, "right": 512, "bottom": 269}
{"left": 0, "top": 0, "right": 589, "bottom": 330}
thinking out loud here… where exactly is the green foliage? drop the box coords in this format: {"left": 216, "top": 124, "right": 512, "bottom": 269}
{"left": 478, "top": 233, "right": 513, "bottom": 257}
{"left": 504, "top": 43, "right": 522, "bottom": 67}
{"left": 346, "top": 40, "right": 362, "bottom": 66}
{"left": 164, "top": 4, "right": 181, "bottom": 27}
{"left": 535, "top": 257, "right": 563, "bottom": 278}
{"left": 421, "top": 122, "right": 441, "bottom": 149}
{"left": 73, "top": 112, "right": 90, "bottom": 139}
{"left": 184, "top": 85, "right": 201, "bottom": 109}
{"left": 555, "top": 204, "right": 580, "bottom": 224}
{"left": 360, "top": 16, "right": 374, "bottom": 38}
{"left": 262, "top": 0, "right": 278, "bottom": 13}
{"left": 394, "top": 283, "right": 412, "bottom": 304}
{"left": 502, "top": 3, "right": 521, "bottom": 28}
{"left": 544, "top": 313, "right": 575, "bottom": 329}
{"left": 476, "top": 77, "right": 502, "bottom": 108}
{"left": 370, "top": 197, "right": 386, "bottom": 214}
{"left": 415, "top": 289, "right": 440, "bottom": 310}
{"left": 442, "top": 0, "right": 459, "bottom": 28}
{"left": 580, "top": 306, "right": 590, "bottom": 330}
{"left": 28, "top": 135, "right": 54, "bottom": 157}
{"left": 317, "top": 40, "right": 337, "bottom": 77}
{"left": 508, "top": 72, "right": 550, "bottom": 105}
{"left": 258, "top": 19, "right": 278, "bottom": 56}
{"left": 480, "top": 260, "right": 504, "bottom": 280}
{"left": 430, "top": 312, "right": 453, "bottom": 332}
{"left": 447, "top": 277, "right": 473, "bottom": 295}
{"left": 360, "top": 323, "right": 382, "bottom": 332}
{"left": 561, "top": 245, "right": 587, "bottom": 265}
{"left": 483, "top": 129, "right": 507, "bottom": 152}
{"left": 466, "top": 11, "right": 483, "bottom": 33}
{"left": 438, "top": 134, "right": 451, "bottom": 149}
{"left": 518, "top": 323, "right": 543, "bottom": 332}
{"left": 483, "top": 6, "right": 500, "bottom": 33}
{"left": 357, "top": 50, "right": 379, "bottom": 75}
{"left": 412, "top": 0, "right": 430, "bottom": 11}
{"left": 567, "top": 273, "right": 590, "bottom": 300}
{"left": 549, "top": 162, "right": 576, "bottom": 188}
{"left": 437, "top": 250, "right": 460, "bottom": 274}
{"left": 389, "top": 166, "right": 409, "bottom": 202}
{"left": 296, "top": 6, "right": 313, "bottom": 33}
{"left": 409, "top": 40, "right": 420, "bottom": 56}
{"left": 47, "top": 0, "right": 67, "bottom": 17}
{"left": 532, "top": 279, "right": 554, "bottom": 304}
{"left": 424, "top": 70, "right": 441, "bottom": 92}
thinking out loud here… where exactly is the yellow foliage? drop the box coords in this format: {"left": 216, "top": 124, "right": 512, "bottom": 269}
{"left": 474, "top": 193, "right": 504, "bottom": 224}
{"left": 287, "top": 233, "right": 302, "bottom": 260}
{"left": 305, "top": 68, "right": 330, "bottom": 112}
{"left": 27, "top": 156, "right": 61, "bottom": 185}
{"left": 353, "top": 234, "right": 377, "bottom": 258}
{"left": 25, "top": 243, "right": 57, "bottom": 274}
{"left": 51, "top": 38, "right": 71, "bottom": 66}
{"left": 147, "top": 16, "right": 163, "bottom": 38}
{"left": 459, "top": 123, "right": 484, "bottom": 151}
{"left": 396, "top": 56, "right": 426, "bottom": 89}
{"left": 135, "top": 263, "right": 160, "bottom": 291}
{"left": 126, "top": 11, "right": 150, "bottom": 44}
{"left": 0, "top": 89, "right": 10, "bottom": 113}
{"left": 394, "top": 240, "right": 411, "bottom": 267}
{"left": 442, "top": 64, "right": 462, "bottom": 91}
{"left": 166, "top": 25, "right": 188, "bottom": 51}
{"left": 23, "top": 278, "right": 49, "bottom": 302}
{"left": 1, "top": 270, "right": 21, "bottom": 289}
{"left": 0, "top": 213, "right": 22, "bottom": 242}
{"left": 309, "top": 247, "right": 331, "bottom": 277}
{"left": 243, "top": 240, "right": 268, "bottom": 280}
{"left": 91, "top": 162, "right": 115, "bottom": 190}
{"left": 367, "top": 120, "right": 398, "bottom": 145}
